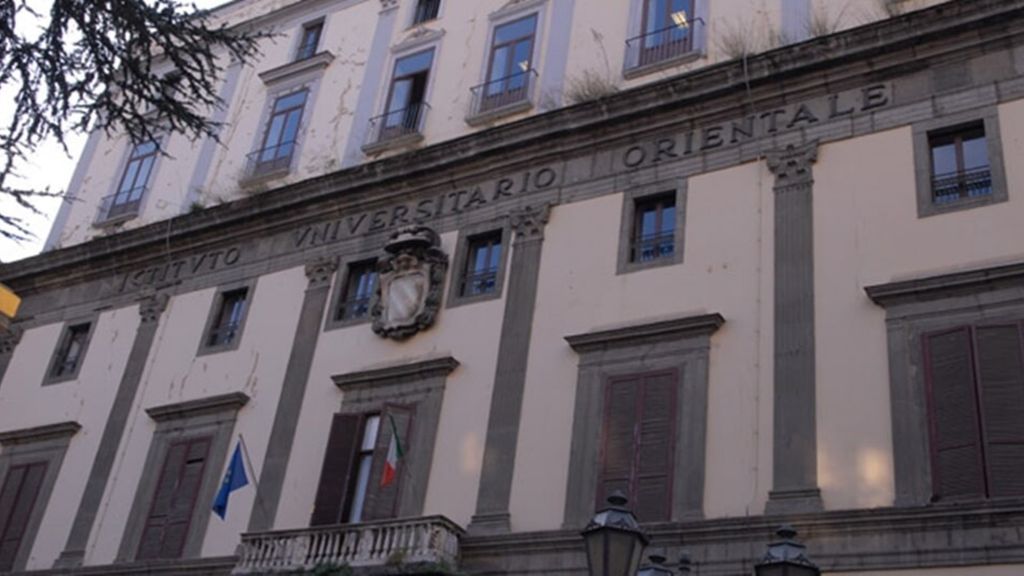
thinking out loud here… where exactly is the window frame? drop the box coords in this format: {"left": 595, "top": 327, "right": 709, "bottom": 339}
{"left": 325, "top": 256, "right": 380, "bottom": 331}
{"left": 295, "top": 19, "right": 324, "bottom": 61}
{"left": 482, "top": 13, "right": 538, "bottom": 111}
{"left": 252, "top": 89, "right": 309, "bottom": 177}
{"left": 623, "top": 0, "right": 706, "bottom": 77}
{"left": 43, "top": 318, "right": 96, "bottom": 385}
{"left": 98, "top": 139, "right": 161, "bottom": 225}
{"left": 912, "top": 107, "right": 1007, "bottom": 218}
{"left": 616, "top": 180, "right": 687, "bottom": 275}
{"left": 411, "top": 0, "right": 442, "bottom": 25}
{"left": 198, "top": 280, "right": 256, "bottom": 356}
{"left": 447, "top": 222, "right": 511, "bottom": 308}
{"left": 380, "top": 48, "right": 436, "bottom": 141}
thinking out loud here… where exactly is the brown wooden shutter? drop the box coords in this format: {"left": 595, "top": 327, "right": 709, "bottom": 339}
{"left": 310, "top": 414, "right": 361, "bottom": 526}
{"left": 0, "top": 461, "right": 47, "bottom": 571}
{"left": 925, "top": 328, "right": 986, "bottom": 500}
{"left": 975, "top": 324, "right": 1024, "bottom": 498}
{"left": 634, "top": 372, "right": 676, "bottom": 522}
{"left": 364, "top": 404, "right": 415, "bottom": 521}
{"left": 137, "top": 437, "right": 211, "bottom": 560}
{"left": 597, "top": 376, "right": 641, "bottom": 510}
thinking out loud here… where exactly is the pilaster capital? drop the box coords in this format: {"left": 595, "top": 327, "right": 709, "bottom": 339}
{"left": 510, "top": 203, "right": 553, "bottom": 244}
{"left": 766, "top": 141, "right": 819, "bottom": 185}
{"left": 380, "top": 0, "right": 400, "bottom": 11}
{"left": 138, "top": 291, "right": 170, "bottom": 324}
{"left": 305, "top": 257, "right": 338, "bottom": 288}
{"left": 0, "top": 325, "right": 22, "bottom": 356}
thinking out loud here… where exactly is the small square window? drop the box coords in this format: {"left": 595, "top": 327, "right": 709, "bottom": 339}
{"left": 296, "top": 21, "right": 323, "bottom": 61}
{"left": 928, "top": 122, "right": 992, "bottom": 205}
{"left": 200, "top": 287, "right": 251, "bottom": 354}
{"left": 336, "top": 260, "right": 378, "bottom": 322}
{"left": 461, "top": 232, "right": 503, "bottom": 297}
{"left": 47, "top": 322, "right": 92, "bottom": 382}
{"left": 413, "top": 0, "right": 441, "bottom": 24}
{"left": 631, "top": 193, "right": 676, "bottom": 263}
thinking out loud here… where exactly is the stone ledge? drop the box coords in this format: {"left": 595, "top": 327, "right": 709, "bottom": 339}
{"left": 865, "top": 260, "right": 1024, "bottom": 307}
{"left": 332, "top": 355, "right": 459, "bottom": 390}
{"left": 564, "top": 312, "right": 725, "bottom": 353}
{"left": 258, "top": 51, "right": 334, "bottom": 86}
{"left": 145, "top": 391, "right": 250, "bottom": 422}
{"left": 0, "top": 421, "right": 81, "bottom": 445}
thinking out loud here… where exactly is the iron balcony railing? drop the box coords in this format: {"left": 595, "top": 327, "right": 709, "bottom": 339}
{"left": 469, "top": 68, "right": 538, "bottom": 116}
{"left": 624, "top": 20, "right": 704, "bottom": 71}
{"left": 631, "top": 231, "right": 675, "bottom": 263}
{"left": 233, "top": 515, "right": 463, "bottom": 574}
{"left": 245, "top": 140, "right": 297, "bottom": 179}
{"left": 365, "top": 103, "right": 430, "bottom": 148}
{"left": 95, "top": 187, "right": 145, "bottom": 224}
{"left": 932, "top": 166, "right": 993, "bottom": 204}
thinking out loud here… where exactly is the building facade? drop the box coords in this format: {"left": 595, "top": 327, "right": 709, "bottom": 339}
{"left": 0, "top": 0, "right": 1023, "bottom": 574}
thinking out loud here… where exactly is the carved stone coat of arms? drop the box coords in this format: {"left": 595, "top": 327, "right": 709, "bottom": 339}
{"left": 371, "top": 225, "right": 448, "bottom": 340}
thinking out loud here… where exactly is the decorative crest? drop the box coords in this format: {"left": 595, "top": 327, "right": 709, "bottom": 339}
{"left": 371, "top": 225, "right": 448, "bottom": 340}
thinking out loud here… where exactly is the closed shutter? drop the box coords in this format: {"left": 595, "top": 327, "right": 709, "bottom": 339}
{"left": 925, "top": 328, "right": 986, "bottom": 500}
{"left": 364, "top": 404, "right": 414, "bottom": 521}
{"left": 310, "top": 414, "right": 361, "bottom": 526}
{"left": 597, "top": 376, "right": 641, "bottom": 510}
{"left": 137, "top": 437, "right": 211, "bottom": 560}
{"left": 0, "top": 462, "right": 47, "bottom": 571}
{"left": 975, "top": 324, "right": 1024, "bottom": 498}
{"left": 634, "top": 372, "right": 675, "bottom": 522}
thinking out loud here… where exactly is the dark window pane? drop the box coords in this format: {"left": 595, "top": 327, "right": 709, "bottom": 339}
{"left": 51, "top": 323, "right": 91, "bottom": 378}
{"left": 632, "top": 194, "right": 676, "bottom": 263}
{"left": 928, "top": 122, "right": 992, "bottom": 203}
{"left": 413, "top": 0, "right": 440, "bottom": 23}
{"left": 494, "top": 14, "right": 536, "bottom": 44}
{"left": 296, "top": 22, "right": 323, "bottom": 60}
{"left": 338, "top": 260, "right": 378, "bottom": 321}
{"left": 461, "top": 231, "right": 502, "bottom": 296}
{"left": 207, "top": 289, "right": 247, "bottom": 347}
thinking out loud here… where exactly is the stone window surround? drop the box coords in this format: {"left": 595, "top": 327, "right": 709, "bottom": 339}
{"left": 616, "top": 178, "right": 688, "bottom": 275}
{"left": 196, "top": 279, "right": 257, "bottom": 357}
{"left": 912, "top": 104, "right": 1007, "bottom": 218}
{"left": 241, "top": 72, "right": 324, "bottom": 188}
{"left": 330, "top": 356, "right": 458, "bottom": 518}
{"left": 446, "top": 218, "right": 512, "bottom": 309}
{"left": 622, "top": 0, "right": 708, "bottom": 79}
{"left": 324, "top": 253, "right": 379, "bottom": 331}
{"left": 43, "top": 312, "right": 99, "bottom": 386}
{"left": 405, "top": 0, "right": 445, "bottom": 28}
{"left": 94, "top": 137, "right": 165, "bottom": 228}
{"left": 561, "top": 312, "right": 723, "bottom": 527}
{"left": 292, "top": 17, "right": 327, "bottom": 61}
{"left": 116, "top": 392, "right": 249, "bottom": 562}
{"left": 865, "top": 261, "right": 1024, "bottom": 507}
{"left": 0, "top": 421, "right": 80, "bottom": 572}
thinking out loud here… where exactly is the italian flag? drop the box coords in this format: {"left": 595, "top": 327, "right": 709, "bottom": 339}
{"left": 381, "top": 413, "right": 404, "bottom": 487}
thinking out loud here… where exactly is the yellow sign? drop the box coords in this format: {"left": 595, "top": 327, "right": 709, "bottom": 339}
{"left": 0, "top": 283, "right": 20, "bottom": 320}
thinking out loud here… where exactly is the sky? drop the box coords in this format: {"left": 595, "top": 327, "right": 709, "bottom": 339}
{"left": 0, "top": 0, "right": 229, "bottom": 264}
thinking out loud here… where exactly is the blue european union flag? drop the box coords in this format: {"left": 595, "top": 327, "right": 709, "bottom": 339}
{"left": 212, "top": 442, "right": 249, "bottom": 519}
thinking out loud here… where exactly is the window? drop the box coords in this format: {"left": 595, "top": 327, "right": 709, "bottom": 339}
{"left": 336, "top": 260, "right": 378, "bottom": 322}
{"left": 461, "top": 231, "right": 502, "bottom": 297}
{"left": 413, "top": 0, "right": 440, "bottom": 24}
{"left": 371, "top": 49, "right": 434, "bottom": 145}
{"left": 136, "top": 437, "right": 211, "bottom": 560}
{"left": 631, "top": 193, "right": 675, "bottom": 263}
{"left": 311, "top": 405, "right": 413, "bottom": 526}
{"left": 0, "top": 462, "right": 48, "bottom": 572}
{"left": 102, "top": 140, "right": 158, "bottom": 222}
{"left": 296, "top": 21, "right": 323, "bottom": 61}
{"left": 249, "top": 90, "right": 308, "bottom": 177}
{"left": 632, "top": 0, "right": 695, "bottom": 67}
{"left": 199, "top": 284, "right": 253, "bottom": 355}
{"left": 476, "top": 14, "right": 537, "bottom": 113}
{"left": 46, "top": 322, "right": 92, "bottom": 383}
{"left": 928, "top": 122, "right": 991, "bottom": 204}
{"left": 923, "top": 323, "right": 1024, "bottom": 501}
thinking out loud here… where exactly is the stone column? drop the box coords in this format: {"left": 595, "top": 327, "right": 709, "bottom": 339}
{"left": 56, "top": 291, "right": 169, "bottom": 567}
{"left": 247, "top": 257, "right": 337, "bottom": 532}
{"left": 765, "top": 141, "right": 824, "bottom": 514}
{"left": 469, "top": 203, "right": 551, "bottom": 535}
{"left": 0, "top": 325, "right": 23, "bottom": 388}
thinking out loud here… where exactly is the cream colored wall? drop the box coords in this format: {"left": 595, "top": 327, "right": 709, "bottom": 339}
{"left": 0, "top": 307, "right": 138, "bottom": 569}
{"left": 509, "top": 160, "right": 776, "bottom": 530}
{"left": 808, "top": 0, "right": 949, "bottom": 37}
{"left": 831, "top": 566, "right": 1024, "bottom": 576}
{"left": 81, "top": 267, "right": 306, "bottom": 563}
{"left": 276, "top": 231, "right": 507, "bottom": 530}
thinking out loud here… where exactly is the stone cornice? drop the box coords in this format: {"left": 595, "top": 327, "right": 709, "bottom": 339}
{"left": 258, "top": 51, "right": 334, "bottom": 86}
{"left": 865, "top": 260, "right": 1024, "bottom": 307}
{"left": 145, "top": 391, "right": 250, "bottom": 422}
{"left": 2, "top": 0, "right": 1023, "bottom": 293}
{"left": 332, "top": 355, "right": 459, "bottom": 390}
{"left": 0, "top": 421, "right": 81, "bottom": 445}
{"left": 565, "top": 313, "right": 725, "bottom": 353}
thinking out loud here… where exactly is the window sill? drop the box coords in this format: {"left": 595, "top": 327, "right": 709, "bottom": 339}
{"left": 362, "top": 132, "right": 425, "bottom": 155}
{"left": 258, "top": 51, "right": 335, "bottom": 86}
{"left": 93, "top": 211, "right": 139, "bottom": 229}
{"left": 623, "top": 50, "right": 703, "bottom": 80}
{"left": 239, "top": 166, "right": 291, "bottom": 190}
{"left": 323, "top": 314, "right": 373, "bottom": 332}
{"left": 617, "top": 253, "right": 682, "bottom": 276}
{"left": 918, "top": 190, "right": 1007, "bottom": 218}
{"left": 447, "top": 288, "right": 502, "bottom": 309}
{"left": 465, "top": 98, "right": 533, "bottom": 127}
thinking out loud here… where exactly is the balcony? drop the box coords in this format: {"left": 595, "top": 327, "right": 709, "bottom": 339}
{"left": 233, "top": 515, "right": 463, "bottom": 574}
{"left": 243, "top": 141, "right": 296, "bottom": 183}
{"left": 466, "top": 69, "right": 538, "bottom": 126}
{"left": 94, "top": 187, "right": 145, "bottom": 226}
{"left": 624, "top": 21, "right": 704, "bottom": 77}
{"left": 362, "top": 103, "right": 429, "bottom": 154}
{"left": 932, "top": 166, "right": 993, "bottom": 204}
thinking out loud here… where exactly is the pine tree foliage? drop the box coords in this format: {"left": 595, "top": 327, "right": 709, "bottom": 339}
{"left": 0, "top": 0, "right": 263, "bottom": 241}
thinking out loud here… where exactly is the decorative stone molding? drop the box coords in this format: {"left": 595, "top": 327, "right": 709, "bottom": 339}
{"left": 490, "top": 0, "right": 548, "bottom": 21}
{"left": 392, "top": 27, "right": 445, "bottom": 54}
{"left": 380, "top": 0, "right": 399, "bottom": 11}
{"left": 137, "top": 291, "right": 169, "bottom": 324}
{"left": 0, "top": 421, "right": 81, "bottom": 446}
{"left": 305, "top": 257, "right": 338, "bottom": 288}
{"left": 766, "top": 140, "right": 818, "bottom": 185}
{"left": 565, "top": 313, "right": 725, "bottom": 354}
{"left": 371, "top": 226, "right": 448, "bottom": 340}
{"left": 144, "top": 391, "right": 250, "bottom": 423}
{"left": 510, "top": 203, "right": 552, "bottom": 244}
{"left": 332, "top": 356, "right": 459, "bottom": 390}
{"left": 866, "top": 259, "right": 1024, "bottom": 307}
{"left": 0, "top": 324, "right": 22, "bottom": 356}
{"left": 258, "top": 52, "right": 335, "bottom": 87}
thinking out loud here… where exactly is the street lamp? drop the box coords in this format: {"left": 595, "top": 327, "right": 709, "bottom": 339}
{"left": 754, "top": 525, "right": 821, "bottom": 576}
{"left": 582, "top": 490, "right": 649, "bottom": 576}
